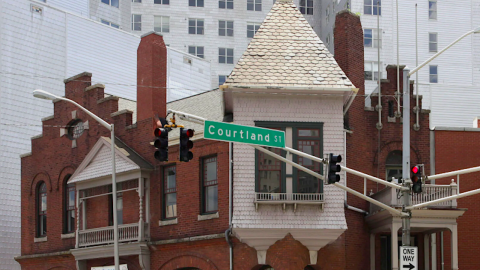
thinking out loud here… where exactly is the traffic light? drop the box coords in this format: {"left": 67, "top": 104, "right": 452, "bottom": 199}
{"left": 327, "top": 153, "right": 342, "bottom": 184}
{"left": 411, "top": 165, "right": 422, "bottom": 193}
{"left": 179, "top": 128, "right": 194, "bottom": 162}
{"left": 154, "top": 127, "right": 169, "bottom": 161}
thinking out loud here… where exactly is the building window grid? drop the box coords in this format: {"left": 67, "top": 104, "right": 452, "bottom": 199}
{"left": 429, "top": 0, "right": 437, "bottom": 19}
{"left": 219, "top": 0, "right": 234, "bottom": 9}
{"left": 247, "top": 23, "right": 260, "bottom": 38}
{"left": 203, "top": 156, "right": 218, "bottom": 213}
{"left": 429, "top": 33, "right": 438, "bottom": 52}
{"left": 364, "top": 28, "right": 381, "bottom": 48}
{"left": 163, "top": 166, "right": 177, "bottom": 219}
{"left": 189, "top": 19, "right": 205, "bottom": 35}
{"left": 219, "top": 75, "right": 228, "bottom": 85}
{"left": 37, "top": 182, "right": 47, "bottom": 237}
{"left": 247, "top": 0, "right": 262, "bottom": 11}
{"left": 364, "top": 0, "right": 381, "bottom": 15}
{"left": 132, "top": 14, "right": 142, "bottom": 31}
{"left": 219, "top": 48, "right": 234, "bottom": 64}
{"left": 188, "top": 46, "right": 205, "bottom": 58}
{"left": 154, "top": 16, "right": 170, "bottom": 33}
{"left": 258, "top": 147, "right": 282, "bottom": 193}
{"left": 189, "top": 0, "right": 204, "bottom": 7}
{"left": 132, "top": 0, "right": 141, "bottom": 2}
{"left": 299, "top": 0, "right": 313, "bottom": 15}
{"left": 101, "top": 19, "right": 120, "bottom": 29}
{"left": 154, "top": 0, "right": 169, "bottom": 4}
{"left": 429, "top": 65, "right": 438, "bottom": 83}
{"left": 219, "top": 20, "right": 234, "bottom": 36}
{"left": 297, "top": 129, "right": 322, "bottom": 193}
{"left": 65, "top": 182, "right": 75, "bottom": 234}
{"left": 365, "top": 61, "right": 382, "bottom": 81}
{"left": 101, "top": 0, "right": 119, "bottom": 8}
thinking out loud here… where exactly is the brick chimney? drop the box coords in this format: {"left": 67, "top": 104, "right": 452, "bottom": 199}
{"left": 137, "top": 32, "right": 167, "bottom": 122}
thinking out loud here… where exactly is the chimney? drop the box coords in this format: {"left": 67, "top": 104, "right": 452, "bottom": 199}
{"left": 137, "top": 32, "right": 167, "bottom": 122}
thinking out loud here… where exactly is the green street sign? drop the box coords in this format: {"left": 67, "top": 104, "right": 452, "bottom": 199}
{"left": 204, "top": 120, "right": 285, "bottom": 148}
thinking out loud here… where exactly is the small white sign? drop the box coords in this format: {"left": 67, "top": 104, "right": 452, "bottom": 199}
{"left": 91, "top": 265, "right": 128, "bottom": 270}
{"left": 400, "top": 246, "right": 418, "bottom": 270}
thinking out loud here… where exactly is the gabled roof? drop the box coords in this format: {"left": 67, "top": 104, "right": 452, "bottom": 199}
{"left": 68, "top": 137, "right": 153, "bottom": 184}
{"left": 224, "top": 0, "right": 354, "bottom": 90}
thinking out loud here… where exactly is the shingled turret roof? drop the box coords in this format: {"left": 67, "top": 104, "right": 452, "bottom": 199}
{"left": 223, "top": 0, "right": 354, "bottom": 90}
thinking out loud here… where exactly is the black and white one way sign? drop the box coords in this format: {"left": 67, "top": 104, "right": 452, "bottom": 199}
{"left": 400, "top": 246, "right": 418, "bottom": 270}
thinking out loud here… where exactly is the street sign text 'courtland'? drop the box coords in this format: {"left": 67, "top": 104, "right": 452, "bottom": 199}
{"left": 204, "top": 120, "right": 285, "bottom": 148}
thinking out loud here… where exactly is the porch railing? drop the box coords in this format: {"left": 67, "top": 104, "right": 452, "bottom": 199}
{"left": 254, "top": 192, "right": 324, "bottom": 212}
{"left": 370, "top": 182, "right": 458, "bottom": 213}
{"left": 78, "top": 223, "right": 145, "bottom": 247}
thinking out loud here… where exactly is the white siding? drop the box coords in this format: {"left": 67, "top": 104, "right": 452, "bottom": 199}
{"left": 47, "top": 0, "right": 89, "bottom": 16}
{"left": 89, "top": 0, "right": 131, "bottom": 30}
{"left": 232, "top": 93, "right": 347, "bottom": 229}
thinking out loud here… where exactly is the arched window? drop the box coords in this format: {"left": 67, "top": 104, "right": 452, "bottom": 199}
{"left": 64, "top": 175, "right": 75, "bottom": 233}
{"left": 37, "top": 182, "right": 47, "bottom": 237}
{"left": 386, "top": 150, "right": 402, "bottom": 183}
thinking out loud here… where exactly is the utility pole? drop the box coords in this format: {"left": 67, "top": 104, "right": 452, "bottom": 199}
{"left": 401, "top": 67, "right": 411, "bottom": 246}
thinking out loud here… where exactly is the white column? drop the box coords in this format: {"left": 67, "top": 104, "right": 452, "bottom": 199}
{"left": 451, "top": 225, "right": 459, "bottom": 270}
{"left": 431, "top": 233, "right": 437, "bottom": 270}
{"left": 370, "top": 234, "right": 375, "bottom": 270}
{"left": 138, "top": 177, "right": 144, "bottom": 242}
{"left": 285, "top": 127, "right": 293, "bottom": 193}
{"left": 424, "top": 234, "right": 430, "bottom": 270}
{"left": 76, "top": 190, "right": 80, "bottom": 248}
{"left": 392, "top": 223, "right": 400, "bottom": 270}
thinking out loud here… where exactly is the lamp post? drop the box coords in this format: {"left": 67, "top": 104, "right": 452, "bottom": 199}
{"left": 33, "top": 89, "right": 120, "bottom": 270}
{"left": 401, "top": 26, "right": 480, "bottom": 247}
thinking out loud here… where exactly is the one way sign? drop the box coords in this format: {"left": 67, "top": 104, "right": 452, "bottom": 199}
{"left": 400, "top": 246, "right": 418, "bottom": 270}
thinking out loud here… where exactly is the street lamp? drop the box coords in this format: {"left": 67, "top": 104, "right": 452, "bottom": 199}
{"left": 400, "top": 26, "right": 480, "bottom": 247}
{"left": 33, "top": 89, "right": 120, "bottom": 270}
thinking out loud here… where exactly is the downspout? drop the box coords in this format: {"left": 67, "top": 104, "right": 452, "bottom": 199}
{"left": 441, "top": 231, "right": 444, "bottom": 270}
{"left": 343, "top": 130, "right": 369, "bottom": 215}
{"left": 396, "top": 0, "right": 401, "bottom": 118}
{"left": 414, "top": 3, "right": 420, "bottom": 131}
{"left": 376, "top": 1, "right": 382, "bottom": 130}
{"left": 225, "top": 142, "right": 234, "bottom": 270}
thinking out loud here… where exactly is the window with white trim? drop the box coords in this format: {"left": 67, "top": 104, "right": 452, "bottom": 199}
{"left": 299, "top": 0, "right": 313, "bottom": 15}
{"left": 101, "top": 0, "right": 119, "bottom": 8}
{"left": 247, "top": 0, "right": 262, "bottom": 11}
{"left": 364, "top": 0, "right": 381, "bottom": 15}
{"left": 429, "top": 65, "right": 438, "bottom": 83}
{"left": 247, "top": 22, "right": 260, "bottom": 38}
{"left": 219, "top": 20, "right": 234, "bottom": 36}
{"left": 188, "top": 46, "right": 205, "bottom": 58}
{"left": 154, "top": 0, "right": 169, "bottom": 4}
{"left": 219, "top": 48, "right": 234, "bottom": 64}
{"left": 132, "top": 0, "right": 141, "bottom": 2}
{"left": 154, "top": 16, "right": 170, "bottom": 33}
{"left": 364, "top": 28, "right": 382, "bottom": 48}
{"left": 64, "top": 175, "right": 75, "bottom": 234}
{"left": 163, "top": 166, "right": 177, "bottom": 219}
{"left": 219, "top": 75, "right": 228, "bottom": 85}
{"left": 202, "top": 156, "right": 218, "bottom": 213}
{"left": 429, "top": 33, "right": 438, "bottom": 52}
{"left": 365, "top": 61, "right": 382, "bottom": 81}
{"left": 101, "top": 19, "right": 120, "bottom": 29}
{"left": 429, "top": 0, "right": 437, "bottom": 19}
{"left": 132, "top": 14, "right": 141, "bottom": 31}
{"left": 37, "top": 182, "right": 47, "bottom": 237}
{"left": 219, "top": 0, "right": 233, "bottom": 9}
{"left": 189, "top": 18, "right": 204, "bottom": 35}
{"left": 189, "top": 0, "right": 204, "bottom": 7}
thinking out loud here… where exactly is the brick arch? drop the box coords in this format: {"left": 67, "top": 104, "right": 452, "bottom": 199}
{"left": 265, "top": 233, "right": 310, "bottom": 270}
{"left": 56, "top": 165, "right": 76, "bottom": 191}
{"left": 374, "top": 141, "right": 422, "bottom": 167}
{"left": 159, "top": 254, "right": 219, "bottom": 270}
{"left": 29, "top": 171, "right": 53, "bottom": 195}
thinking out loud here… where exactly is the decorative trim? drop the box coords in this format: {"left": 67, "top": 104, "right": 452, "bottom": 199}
{"left": 31, "top": 134, "right": 43, "bottom": 140}
{"left": 149, "top": 233, "right": 224, "bottom": 246}
{"left": 126, "top": 123, "right": 137, "bottom": 130}
{"left": 111, "top": 109, "right": 134, "bottom": 118}
{"left": 159, "top": 218, "right": 178, "bottom": 227}
{"left": 34, "top": 237, "right": 47, "bottom": 243}
{"left": 85, "top": 84, "right": 105, "bottom": 92}
{"left": 61, "top": 233, "right": 75, "bottom": 239}
{"left": 41, "top": 115, "right": 54, "bottom": 121}
{"left": 15, "top": 250, "right": 71, "bottom": 261}
{"left": 197, "top": 212, "right": 219, "bottom": 221}
{"left": 64, "top": 72, "right": 92, "bottom": 84}
{"left": 20, "top": 152, "right": 32, "bottom": 158}
{"left": 97, "top": 96, "right": 119, "bottom": 104}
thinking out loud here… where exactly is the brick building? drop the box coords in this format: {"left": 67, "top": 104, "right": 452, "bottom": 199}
{"left": 15, "top": 0, "right": 475, "bottom": 270}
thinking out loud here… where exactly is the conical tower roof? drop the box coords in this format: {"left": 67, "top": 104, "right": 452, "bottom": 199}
{"left": 224, "top": 0, "right": 354, "bottom": 90}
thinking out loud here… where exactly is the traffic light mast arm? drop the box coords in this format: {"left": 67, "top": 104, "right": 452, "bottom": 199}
{"left": 253, "top": 145, "right": 408, "bottom": 217}
{"left": 167, "top": 109, "right": 207, "bottom": 125}
{"left": 426, "top": 165, "right": 480, "bottom": 181}
{"left": 341, "top": 165, "right": 409, "bottom": 191}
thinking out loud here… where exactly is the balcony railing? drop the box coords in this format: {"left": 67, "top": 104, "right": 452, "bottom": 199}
{"left": 78, "top": 223, "right": 146, "bottom": 247}
{"left": 254, "top": 192, "right": 324, "bottom": 212}
{"left": 370, "top": 182, "right": 458, "bottom": 213}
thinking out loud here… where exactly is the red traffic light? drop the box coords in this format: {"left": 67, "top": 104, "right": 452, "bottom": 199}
{"left": 154, "top": 128, "right": 168, "bottom": 138}
{"left": 411, "top": 166, "right": 419, "bottom": 174}
{"left": 186, "top": 129, "right": 194, "bottom": 137}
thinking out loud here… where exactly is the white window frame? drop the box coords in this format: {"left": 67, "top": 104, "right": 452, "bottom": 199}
{"left": 364, "top": 28, "right": 381, "bottom": 48}
{"left": 219, "top": 0, "right": 233, "bottom": 9}
{"left": 429, "top": 0, "right": 437, "bottom": 20}
{"left": 188, "top": 46, "right": 205, "bottom": 58}
{"left": 364, "top": 61, "right": 382, "bottom": 81}
{"left": 132, "top": 0, "right": 141, "bottom": 2}
{"left": 219, "top": 48, "right": 234, "bottom": 64}
{"left": 299, "top": 0, "right": 313, "bottom": 15}
{"left": 219, "top": 20, "right": 234, "bottom": 37}
{"left": 101, "top": 0, "right": 119, "bottom": 8}
{"left": 154, "top": 16, "right": 170, "bottom": 33}
{"left": 247, "top": 22, "right": 261, "bottom": 38}
{"left": 188, "top": 18, "right": 205, "bottom": 35}
{"left": 189, "top": 0, "right": 204, "bottom": 7}
{"left": 132, "top": 14, "right": 142, "bottom": 31}
{"left": 429, "top": 32, "right": 438, "bottom": 52}
{"left": 429, "top": 65, "right": 438, "bottom": 83}
{"left": 101, "top": 19, "right": 120, "bottom": 29}
{"left": 364, "top": 0, "right": 381, "bottom": 15}
{"left": 154, "top": 0, "right": 169, "bottom": 4}
{"left": 247, "top": 0, "right": 262, "bottom": 11}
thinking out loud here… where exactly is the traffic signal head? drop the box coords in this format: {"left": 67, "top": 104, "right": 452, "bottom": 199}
{"left": 154, "top": 128, "right": 169, "bottom": 161}
{"left": 411, "top": 165, "right": 423, "bottom": 193}
{"left": 327, "top": 153, "right": 342, "bottom": 184}
{"left": 179, "top": 128, "right": 194, "bottom": 162}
